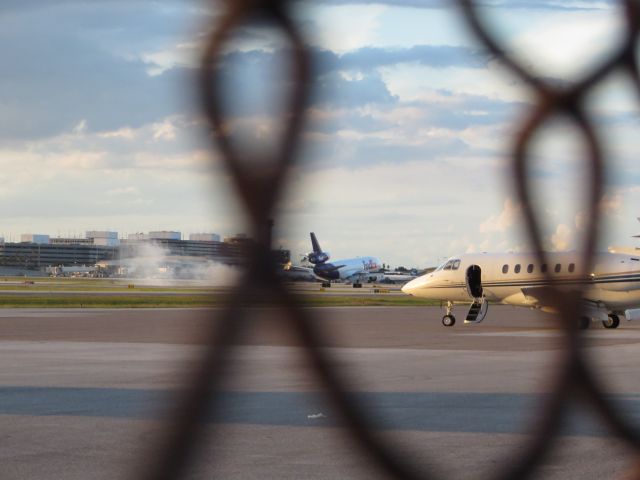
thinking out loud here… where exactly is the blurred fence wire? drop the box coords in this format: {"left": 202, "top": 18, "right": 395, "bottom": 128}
{"left": 142, "top": 1, "right": 640, "bottom": 479}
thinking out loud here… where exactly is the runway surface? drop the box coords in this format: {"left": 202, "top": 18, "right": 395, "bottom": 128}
{"left": 1, "top": 306, "right": 640, "bottom": 479}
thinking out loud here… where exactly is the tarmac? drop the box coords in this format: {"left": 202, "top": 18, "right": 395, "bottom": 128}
{"left": 1, "top": 305, "right": 640, "bottom": 479}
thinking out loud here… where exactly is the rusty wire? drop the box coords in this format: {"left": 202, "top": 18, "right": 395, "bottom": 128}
{"left": 142, "top": 0, "right": 640, "bottom": 479}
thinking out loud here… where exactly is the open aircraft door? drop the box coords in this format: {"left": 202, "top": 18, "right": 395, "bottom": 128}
{"left": 465, "top": 265, "right": 488, "bottom": 324}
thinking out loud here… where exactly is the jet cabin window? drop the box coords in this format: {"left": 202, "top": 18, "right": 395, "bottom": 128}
{"left": 527, "top": 264, "right": 534, "bottom": 274}
{"left": 569, "top": 263, "right": 575, "bottom": 273}
{"left": 514, "top": 264, "right": 521, "bottom": 274}
{"left": 555, "top": 264, "right": 561, "bottom": 273}
{"left": 502, "top": 264, "right": 508, "bottom": 274}
{"left": 541, "top": 264, "right": 548, "bottom": 273}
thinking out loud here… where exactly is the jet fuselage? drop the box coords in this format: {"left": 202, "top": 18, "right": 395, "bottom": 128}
{"left": 402, "top": 251, "right": 640, "bottom": 312}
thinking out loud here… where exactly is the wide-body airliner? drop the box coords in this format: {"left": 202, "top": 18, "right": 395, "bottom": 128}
{"left": 306, "top": 233, "right": 382, "bottom": 288}
{"left": 401, "top": 251, "right": 640, "bottom": 329}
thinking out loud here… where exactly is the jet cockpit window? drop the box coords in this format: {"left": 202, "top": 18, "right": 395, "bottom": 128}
{"left": 438, "top": 259, "right": 461, "bottom": 271}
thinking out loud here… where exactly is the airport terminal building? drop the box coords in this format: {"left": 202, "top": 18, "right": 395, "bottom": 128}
{"left": 0, "top": 231, "right": 273, "bottom": 274}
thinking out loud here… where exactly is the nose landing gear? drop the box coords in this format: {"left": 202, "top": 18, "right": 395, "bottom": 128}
{"left": 442, "top": 301, "right": 455, "bottom": 327}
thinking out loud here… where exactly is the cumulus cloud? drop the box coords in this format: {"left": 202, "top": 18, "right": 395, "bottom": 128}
{"left": 99, "top": 128, "right": 136, "bottom": 140}
{"left": 574, "top": 193, "right": 622, "bottom": 231}
{"left": 549, "top": 223, "right": 574, "bottom": 251}
{"left": 599, "top": 193, "right": 622, "bottom": 216}
{"left": 0, "top": 0, "right": 624, "bottom": 268}
{"left": 153, "top": 120, "right": 177, "bottom": 141}
{"left": 545, "top": 193, "right": 620, "bottom": 251}
{"left": 214, "top": 45, "right": 488, "bottom": 115}
{"left": 315, "top": 45, "right": 488, "bottom": 73}
{"left": 479, "top": 198, "right": 522, "bottom": 233}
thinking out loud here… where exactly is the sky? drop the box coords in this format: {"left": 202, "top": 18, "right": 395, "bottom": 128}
{"left": 1, "top": 0, "right": 639, "bottom": 267}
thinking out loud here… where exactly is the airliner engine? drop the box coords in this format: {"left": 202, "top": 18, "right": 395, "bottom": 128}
{"left": 308, "top": 251, "right": 330, "bottom": 264}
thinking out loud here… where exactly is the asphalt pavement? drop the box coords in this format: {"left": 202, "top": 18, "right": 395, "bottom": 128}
{"left": 0, "top": 306, "right": 639, "bottom": 479}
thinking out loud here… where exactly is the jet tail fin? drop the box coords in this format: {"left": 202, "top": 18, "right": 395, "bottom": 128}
{"left": 310, "top": 232, "right": 322, "bottom": 254}
{"left": 308, "top": 233, "right": 329, "bottom": 264}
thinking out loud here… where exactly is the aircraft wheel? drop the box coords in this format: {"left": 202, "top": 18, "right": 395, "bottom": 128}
{"left": 442, "top": 315, "right": 455, "bottom": 327}
{"left": 579, "top": 316, "right": 591, "bottom": 330}
{"left": 603, "top": 314, "right": 620, "bottom": 329}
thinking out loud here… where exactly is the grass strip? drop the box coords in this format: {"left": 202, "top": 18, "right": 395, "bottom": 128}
{"left": 0, "top": 294, "right": 220, "bottom": 308}
{"left": 0, "top": 293, "right": 440, "bottom": 308}
{"left": 0, "top": 285, "right": 215, "bottom": 293}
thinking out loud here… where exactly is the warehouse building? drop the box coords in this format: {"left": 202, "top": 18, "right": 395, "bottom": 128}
{"left": 0, "top": 242, "right": 118, "bottom": 269}
{"left": 120, "top": 235, "right": 248, "bottom": 264}
{"left": 189, "top": 233, "right": 221, "bottom": 242}
{"left": 0, "top": 230, "right": 260, "bottom": 272}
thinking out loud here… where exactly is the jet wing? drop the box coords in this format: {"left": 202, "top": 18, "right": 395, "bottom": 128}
{"left": 284, "top": 264, "right": 313, "bottom": 273}
{"left": 520, "top": 287, "right": 607, "bottom": 319}
{"left": 520, "top": 287, "right": 557, "bottom": 310}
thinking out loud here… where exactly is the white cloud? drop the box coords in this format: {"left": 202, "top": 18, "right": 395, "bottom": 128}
{"left": 1, "top": 1, "right": 637, "bottom": 268}
{"left": 141, "top": 41, "right": 200, "bottom": 76}
{"left": 479, "top": 198, "right": 521, "bottom": 234}
{"left": 305, "top": 4, "right": 387, "bottom": 52}
{"left": 100, "top": 128, "right": 136, "bottom": 140}
{"left": 574, "top": 193, "right": 622, "bottom": 232}
{"left": 381, "top": 62, "right": 529, "bottom": 104}
{"left": 510, "top": 9, "right": 623, "bottom": 78}
{"left": 549, "top": 224, "right": 574, "bottom": 251}
{"left": 152, "top": 120, "right": 177, "bottom": 141}
{"left": 599, "top": 193, "right": 622, "bottom": 216}
{"left": 72, "top": 120, "right": 87, "bottom": 135}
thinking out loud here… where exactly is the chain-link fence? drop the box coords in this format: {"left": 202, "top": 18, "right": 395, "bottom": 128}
{"left": 137, "top": 1, "right": 640, "bottom": 479}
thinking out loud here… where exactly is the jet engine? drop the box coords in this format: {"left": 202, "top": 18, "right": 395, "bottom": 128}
{"left": 308, "top": 251, "right": 330, "bottom": 264}
{"left": 626, "top": 309, "right": 640, "bottom": 321}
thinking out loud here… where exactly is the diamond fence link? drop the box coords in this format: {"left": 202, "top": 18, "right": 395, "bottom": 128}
{"left": 142, "top": 1, "right": 640, "bottom": 479}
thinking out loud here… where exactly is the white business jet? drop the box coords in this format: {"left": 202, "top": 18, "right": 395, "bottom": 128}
{"left": 401, "top": 252, "right": 640, "bottom": 329}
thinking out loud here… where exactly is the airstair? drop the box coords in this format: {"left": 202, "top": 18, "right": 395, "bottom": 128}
{"left": 465, "top": 298, "right": 488, "bottom": 324}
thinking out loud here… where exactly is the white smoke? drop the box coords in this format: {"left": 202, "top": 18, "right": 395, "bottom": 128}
{"left": 120, "top": 242, "right": 242, "bottom": 286}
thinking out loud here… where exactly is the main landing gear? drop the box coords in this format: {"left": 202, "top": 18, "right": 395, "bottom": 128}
{"left": 603, "top": 314, "right": 620, "bottom": 329}
{"left": 579, "top": 314, "right": 620, "bottom": 330}
{"left": 442, "top": 301, "right": 455, "bottom": 327}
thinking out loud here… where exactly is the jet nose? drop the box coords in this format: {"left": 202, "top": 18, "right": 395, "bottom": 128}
{"left": 401, "top": 277, "right": 421, "bottom": 296}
